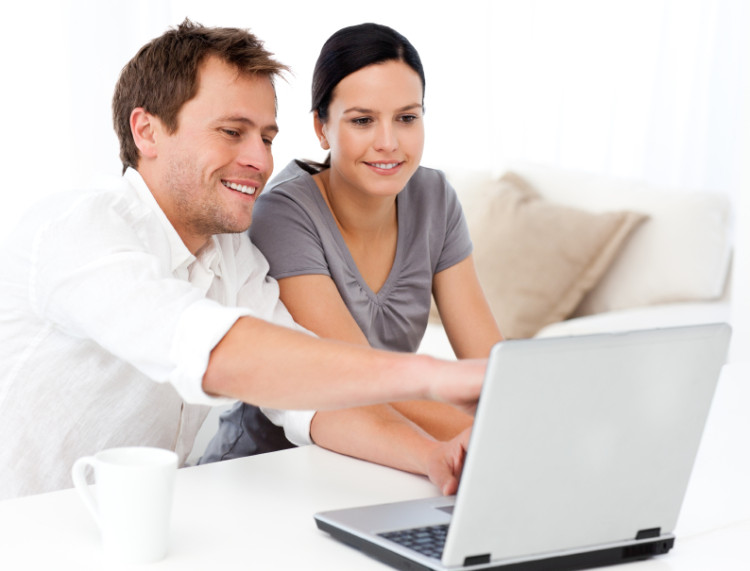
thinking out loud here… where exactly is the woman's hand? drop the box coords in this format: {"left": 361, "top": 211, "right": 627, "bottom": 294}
{"left": 424, "top": 426, "right": 472, "bottom": 495}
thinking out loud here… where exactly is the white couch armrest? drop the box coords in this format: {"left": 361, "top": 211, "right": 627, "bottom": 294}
{"left": 535, "top": 302, "right": 731, "bottom": 338}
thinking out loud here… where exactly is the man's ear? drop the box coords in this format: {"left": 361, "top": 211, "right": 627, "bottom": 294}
{"left": 130, "top": 108, "right": 159, "bottom": 159}
{"left": 313, "top": 111, "right": 329, "bottom": 150}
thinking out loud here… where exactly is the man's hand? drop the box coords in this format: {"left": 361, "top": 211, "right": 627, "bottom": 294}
{"left": 424, "top": 426, "right": 472, "bottom": 495}
{"left": 429, "top": 359, "right": 487, "bottom": 416}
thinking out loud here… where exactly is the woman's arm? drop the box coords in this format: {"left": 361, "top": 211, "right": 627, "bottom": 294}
{"left": 279, "top": 270, "right": 478, "bottom": 442}
{"left": 277, "top": 273, "right": 371, "bottom": 344}
{"left": 389, "top": 255, "right": 502, "bottom": 439}
{"left": 310, "top": 404, "right": 472, "bottom": 495}
{"left": 273, "top": 273, "right": 473, "bottom": 492}
{"left": 432, "top": 254, "right": 503, "bottom": 359}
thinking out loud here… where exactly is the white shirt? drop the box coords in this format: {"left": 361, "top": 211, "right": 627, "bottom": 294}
{"left": 0, "top": 169, "right": 313, "bottom": 500}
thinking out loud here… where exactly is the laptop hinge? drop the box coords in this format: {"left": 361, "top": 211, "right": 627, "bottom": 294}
{"left": 635, "top": 527, "right": 661, "bottom": 540}
{"left": 464, "top": 553, "right": 491, "bottom": 566}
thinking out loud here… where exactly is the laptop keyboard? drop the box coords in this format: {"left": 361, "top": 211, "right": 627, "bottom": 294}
{"left": 378, "top": 524, "right": 448, "bottom": 559}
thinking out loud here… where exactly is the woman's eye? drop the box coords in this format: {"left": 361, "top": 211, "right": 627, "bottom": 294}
{"left": 352, "top": 117, "right": 372, "bottom": 126}
{"left": 399, "top": 114, "right": 419, "bottom": 124}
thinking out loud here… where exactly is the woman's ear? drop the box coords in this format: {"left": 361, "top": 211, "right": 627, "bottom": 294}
{"left": 313, "top": 111, "right": 330, "bottom": 150}
{"left": 130, "top": 108, "right": 159, "bottom": 159}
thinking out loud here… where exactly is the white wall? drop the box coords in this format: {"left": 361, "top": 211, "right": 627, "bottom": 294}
{"left": 2, "top": 1, "right": 745, "bottom": 205}
{"left": 1, "top": 0, "right": 746, "bottom": 357}
{"left": 730, "top": 64, "right": 750, "bottom": 362}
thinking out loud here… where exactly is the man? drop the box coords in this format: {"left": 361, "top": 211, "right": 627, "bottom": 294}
{"left": 0, "top": 20, "right": 485, "bottom": 501}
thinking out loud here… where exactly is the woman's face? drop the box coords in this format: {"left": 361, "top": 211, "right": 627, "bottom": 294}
{"left": 316, "top": 60, "right": 425, "bottom": 200}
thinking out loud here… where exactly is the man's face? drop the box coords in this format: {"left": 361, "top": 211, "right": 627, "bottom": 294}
{"left": 153, "top": 56, "right": 278, "bottom": 253}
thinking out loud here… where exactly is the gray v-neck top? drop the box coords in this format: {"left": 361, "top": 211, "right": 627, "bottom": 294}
{"left": 249, "top": 160, "right": 472, "bottom": 352}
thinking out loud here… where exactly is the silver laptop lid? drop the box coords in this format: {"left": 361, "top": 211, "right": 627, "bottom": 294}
{"left": 442, "top": 323, "right": 730, "bottom": 567}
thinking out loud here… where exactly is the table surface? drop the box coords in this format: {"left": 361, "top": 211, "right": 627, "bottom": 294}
{"left": 1, "top": 362, "right": 748, "bottom": 570}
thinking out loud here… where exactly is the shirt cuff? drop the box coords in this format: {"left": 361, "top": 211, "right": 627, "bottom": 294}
{"left": 260, "top": 407, "right": 315, "bottom": 446}
{"left": 169, "top": 298, "right": 252, "bottom": 406}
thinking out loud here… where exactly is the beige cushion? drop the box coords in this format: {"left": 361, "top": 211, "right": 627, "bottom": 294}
{"left": 507, "top": 162, "right": 733, "bottom": 315}
{"left": 461, "top": 172, "right": 647, "bottom": 339}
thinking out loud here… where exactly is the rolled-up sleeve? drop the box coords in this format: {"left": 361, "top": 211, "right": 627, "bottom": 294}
{"left": 168, "top": 299, "right": 251, "bottom": 405}
{"left": 260, "top": 407, "right": 315, "bottom": 446}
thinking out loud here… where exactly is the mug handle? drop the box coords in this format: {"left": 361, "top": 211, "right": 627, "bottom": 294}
{"left": 71, "top": 456, "right": 102, "bottom": 528}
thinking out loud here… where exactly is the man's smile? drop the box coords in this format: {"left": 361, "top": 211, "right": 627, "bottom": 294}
{"left": 222, "top": 180, "right": 258, "bottom": 196}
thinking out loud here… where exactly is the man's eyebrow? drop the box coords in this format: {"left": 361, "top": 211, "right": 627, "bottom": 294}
{"left": 218, "top": 116, "right": 279, "bottom": 134}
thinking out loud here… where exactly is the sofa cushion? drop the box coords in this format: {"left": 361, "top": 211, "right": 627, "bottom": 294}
{"left": 508, "top": 162, "right": 733, "bottom": 316}
{"left": 461, "top": 172, "right": 646, "bottom": 339}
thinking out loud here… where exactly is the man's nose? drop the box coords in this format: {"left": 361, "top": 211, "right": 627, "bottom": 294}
{"left": 238, "top": 135, "right": 272, "bottom": 173}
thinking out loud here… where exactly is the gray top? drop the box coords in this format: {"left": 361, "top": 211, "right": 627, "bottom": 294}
{"left": 250, "top": 160, "right": 473, "bottom": 352}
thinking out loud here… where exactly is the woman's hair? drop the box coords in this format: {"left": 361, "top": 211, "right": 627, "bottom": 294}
{"left": 301, "top": 22, "right": 425, "bottom": 172}
{"left": 112, "top": 18, "right": 288, "bottom": 173}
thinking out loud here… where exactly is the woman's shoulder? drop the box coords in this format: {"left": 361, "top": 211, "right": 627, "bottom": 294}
{"left": 263, "top": 160, "right": 319, "bottom": 198}
{"left": 403, "top": 166, "right": 456, "bottom": 205}
{"left": 409, "top": 165, "right": 449, "bottom": 184}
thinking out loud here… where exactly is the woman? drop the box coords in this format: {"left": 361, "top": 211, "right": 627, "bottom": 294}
{"left": 201, "top": 23, "right": 502, "bottom": 494}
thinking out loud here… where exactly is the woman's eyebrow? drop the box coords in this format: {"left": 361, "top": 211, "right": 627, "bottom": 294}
{"left": 343, "top": 103, "right": 422, "bottom": 114}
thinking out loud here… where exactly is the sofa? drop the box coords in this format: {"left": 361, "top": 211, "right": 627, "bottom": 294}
{"left": 418, "top": 162, "right": 733, "bottom": 359}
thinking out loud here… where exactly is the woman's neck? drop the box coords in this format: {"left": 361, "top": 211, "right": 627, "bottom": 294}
{"left": 313, "top": 168, "right": 399, "bottom": 293}
{"left": 314, "top": 169, "right": 398, "bottom": 242}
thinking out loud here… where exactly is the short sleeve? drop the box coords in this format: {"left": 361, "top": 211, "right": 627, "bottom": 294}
{"left": 250, "top": 188, "right": 331, "bottom": 280}
{"left": 434, "top": 173, "right": 473, "bottom": 274}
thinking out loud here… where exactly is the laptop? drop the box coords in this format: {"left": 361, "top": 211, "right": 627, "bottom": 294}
{"left": 315, "top": 323, "right": 731, "bottom": 571}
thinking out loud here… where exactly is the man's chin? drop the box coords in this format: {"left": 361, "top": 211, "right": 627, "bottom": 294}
{"left": 221, "top": 222, "right": 252, "bottom": 236}
{"left": 227, "top": 216, "right": 254, "bottom": 235}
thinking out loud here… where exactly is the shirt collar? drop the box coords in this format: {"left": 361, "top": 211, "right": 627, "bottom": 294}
{"left": 123, "top": 167, "right": 196, "bottom": 274}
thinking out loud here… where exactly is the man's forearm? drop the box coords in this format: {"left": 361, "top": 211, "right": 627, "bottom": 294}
{"left": 202, "top": 316, "right": 483, "bottom": 412}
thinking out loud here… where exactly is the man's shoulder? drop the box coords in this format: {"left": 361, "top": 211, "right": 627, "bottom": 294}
{"left": 13, "top": 177, "right": 165, "bottom": 258}
{"left": 54, "top": 182, "right": 151, "bottom": 231}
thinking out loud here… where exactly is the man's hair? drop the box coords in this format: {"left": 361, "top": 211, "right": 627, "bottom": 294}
{"left": 112, "top": 18, "right": 288, "bottom": 173}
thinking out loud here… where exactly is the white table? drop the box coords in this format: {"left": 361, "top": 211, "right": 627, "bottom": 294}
{"left": 1, "top": 363, "right": 748, "bottom": 570}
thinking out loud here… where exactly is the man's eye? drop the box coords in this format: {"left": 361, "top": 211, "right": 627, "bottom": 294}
{"left": 222, "top": 129, "right": 240, "bottom": 137}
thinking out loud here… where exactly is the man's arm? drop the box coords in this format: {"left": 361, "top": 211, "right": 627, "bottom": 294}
{"left": 202, "top": 314, "right": 485, "bottom": 413}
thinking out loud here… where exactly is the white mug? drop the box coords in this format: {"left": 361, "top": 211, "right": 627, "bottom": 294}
{"left": 72, "top": 446, "right": 178, "bottom": 564}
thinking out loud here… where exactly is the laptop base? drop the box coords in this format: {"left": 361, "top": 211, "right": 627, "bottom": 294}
{"left": 316, "top": 518, "right": 674, "bottom": 571}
